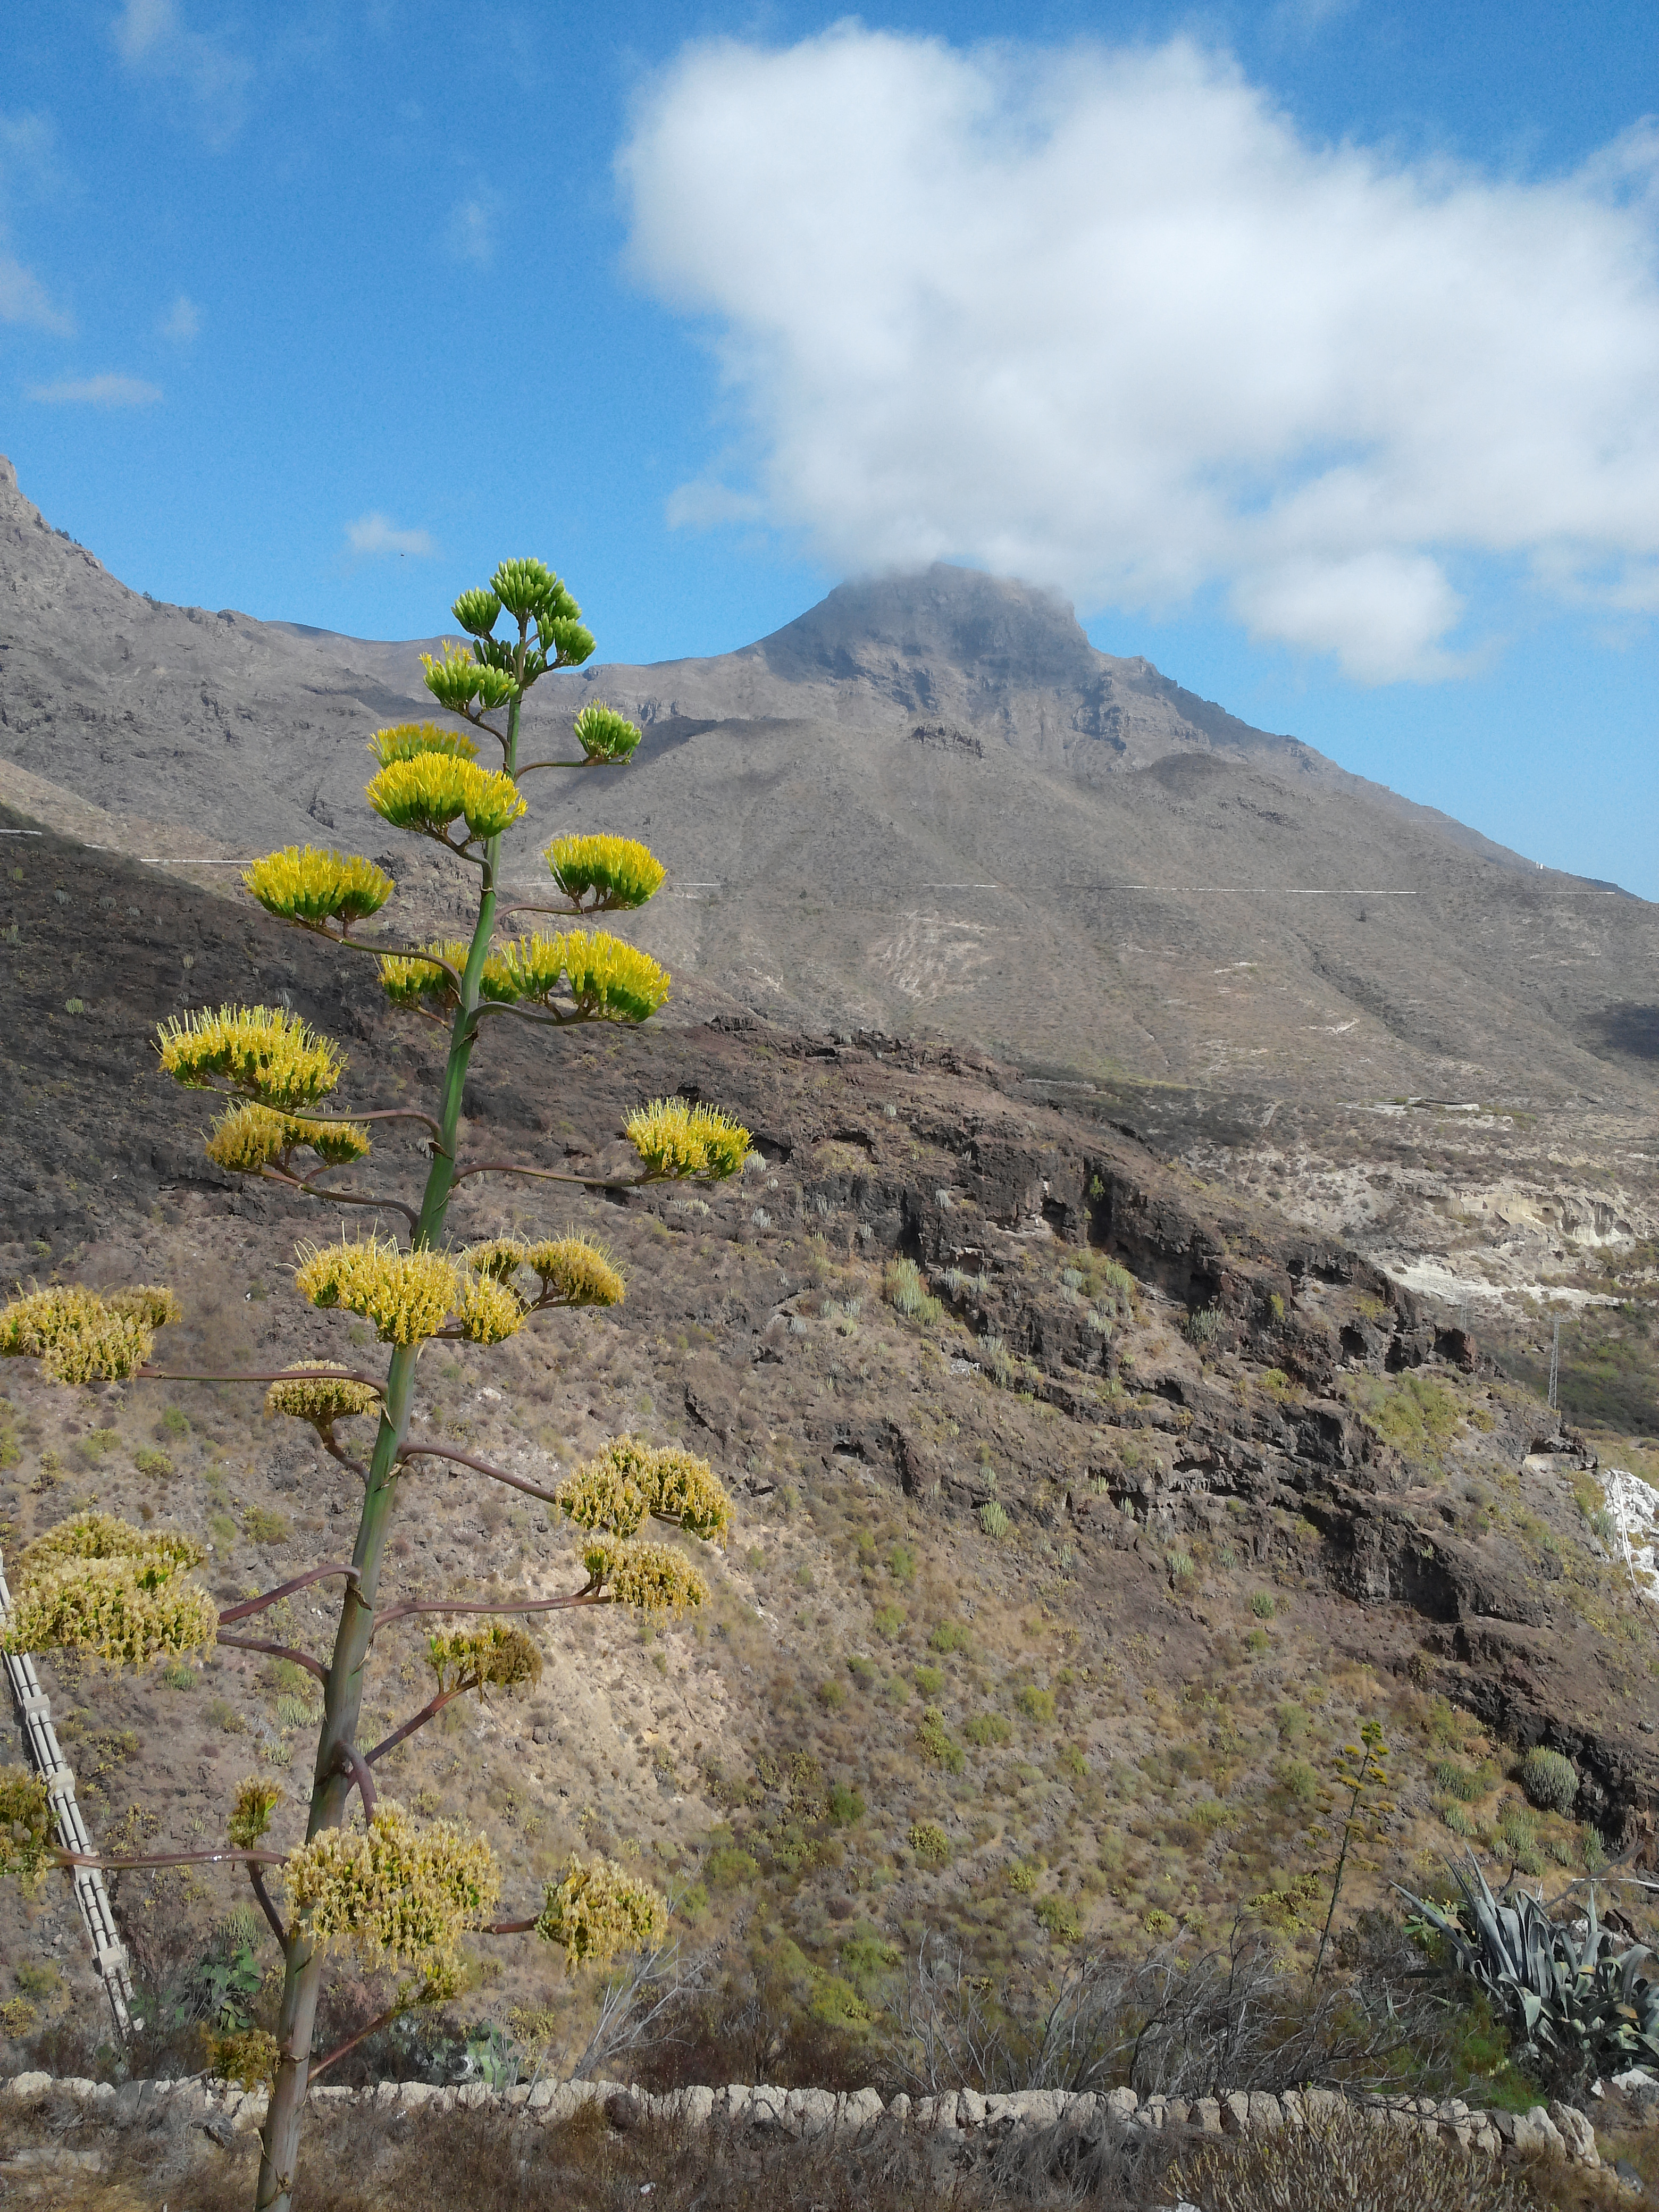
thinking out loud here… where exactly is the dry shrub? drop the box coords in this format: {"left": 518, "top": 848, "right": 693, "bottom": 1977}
{"left": 1178, "top": 2110, "right": 1538, "bottom": 2212}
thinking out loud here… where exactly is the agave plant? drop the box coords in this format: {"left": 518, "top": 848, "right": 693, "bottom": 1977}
{"left": 1400, "top": 1854, "right": 1659, "bottom": 2082}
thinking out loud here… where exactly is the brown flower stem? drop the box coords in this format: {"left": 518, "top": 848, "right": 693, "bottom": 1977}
{"left": 54, "top": 1846, "right": 284, "bottom": 1871}
{"left": 397, "top": 1439, "right": 560, "bottom": 1506}
{"left": 480, "top": 1917, "right": 538, "bottom": 1935}
{"left": 306, "top": 2005, "right": 401, "bottom": 2087}
{"left": 248, "top": 1864, "right": 289, "bottom": 1947}
{"left": 362, "top": 1679, "right": 475, "bottom": 1766}
{"left": 373, "top": 1586, "right": 601, "bottom": 1632}
{"left": 216, "top": 1635, "right": 330, "bottom": 1683}
{"left": 449, "top": 1158, "right": 645, "bottom": 1190}
{"left": 136, "top": 1366, "right": 387, "bottom": 1393}
{"left": 219, "top": 1565, "right": 362, "bottom": 1626}
{"left": 331, "top": 1740, "right": 376, "bottom": 1819}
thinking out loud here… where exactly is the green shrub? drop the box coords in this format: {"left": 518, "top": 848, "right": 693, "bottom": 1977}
{"left": 928, "top": 1620, "right": 971, "bottom": 1654}
{"left": 795, "top": 1563, "right": 815, "bottom": 1590}
{"left": 846, "top": 1654, "right": 879, "bottom": 1690}
{"left": 872, "top": 1603, "right": 907, "bottom": 1639}
{"left": 887, "top": 1542, "right": 916, "bottom": 1585}
{"left": 965, "top": 1712, "right": 1012, "bottom": 1748}
{"left": 1496, "top": 1800, "right": 1543, "bottom": 1873}
{"left": 1442, "top": 1802, "right": 1479, "bottom": 1838}
{"left": 883, "top": 1258, "right": 943, "bottom": 1325}
{"left": 1006, "top": 1861, "right": 1039, "bottom": 1893}
{"left": 1015, "top": 1685, "right": 1055, "bottom": 1725}
{"left": 242, "top": 1505, "right": 291, "bottom": 1546}
{"left": 1185, "top": 1305, "right": 1224, "bottom": 1346}
{"left": 1167, "top": 1549, "right": 1196, "bottom": 1588}
{"left": 826, "top": 1781, "right": 866, "bottom": 1826}
{"left": 979, "top": 1501, "right": 1010, "bottom": 1539}
{"left": 917, "top": 1706, "right": 965, "bottom": 1773}
{"left": 133, "top": 1447, "right": 173, "bottom": 1477}
{"left": 912, "top": 1664, "right": 945, "bottom": 1697}
{"left": 161, "top": 1660, "right": 197, "bottom": 1691}
{"left": 908, "top": 1820, "right": 950, "bottom": 1865}
{"left": 1519, "top": 1746, "right": 1579, "bottom": 1814}
{"left": 706, "top": 1845, "right": 760, "bottom": 1888}
{"left": 815, "top": 1679, "right": 845, "bottom": 1712}
{"left": 1244, "top": 1627, "right": 1270, "bottom": 1654}
{"left": 1248, "top": 1589, "right": 1276, "bottom": 1620}
{"left": 1033, "top": 1892, "right": 1082, "bottom": 1942}
{"left": 1431, "top": 1757, "right": 1484, "bottom": 1803}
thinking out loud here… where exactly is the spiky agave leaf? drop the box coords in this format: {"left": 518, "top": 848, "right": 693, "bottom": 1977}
{"left": 624, "top": 1098, "right": 751, "bottom": 1181}
{"left": 294, "top": 1234, "right": 458, "bottom": 1345}
{"left": 156, "top": 1004, "right": 345, "bottom": 1112}
{"left": 366, "top": 756, "right": 526, "bottom": 843}
{"left": 243, "top": 846, "right": 394, "bottom": 928}
{"left": 534, "top": 1853, "right": 666, "bottom": 1971}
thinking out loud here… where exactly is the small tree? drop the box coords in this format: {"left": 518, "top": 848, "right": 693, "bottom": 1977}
{"left": 0, "top": 557, "right": 751, "bottom": 2211}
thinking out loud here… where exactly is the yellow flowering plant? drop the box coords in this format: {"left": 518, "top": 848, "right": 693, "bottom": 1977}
{"left": 0, "top": 550, "right": 749, "bottom": 2212}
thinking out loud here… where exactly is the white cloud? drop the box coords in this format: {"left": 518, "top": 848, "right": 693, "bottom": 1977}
{"left": 621, "top": 30, "right": 1659, "bottom": 683}
{"left": 27, "top": 372, "right": 162, "bottom": 406}
{"left": 160, "top": 291, "right": 201, "bottom": 342}
{"left": 0, "top": 247, "right": 72, "bottom": 334}
{"left": 346, "top": 512, "right": 437, "bottom": 559}
{"left": 112, "top": 0, "right": 253, "bottom": 143}
{"left": 0, "top": 110, "right": 72, "bottom": 334}
{"left": 443, "top": 192, "right": 495, "bottom": 266}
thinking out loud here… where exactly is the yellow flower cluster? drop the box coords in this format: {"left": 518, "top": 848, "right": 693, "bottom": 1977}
{"left": 0, "top": 1773, "right": 53, "bottom": 1891}
{"left": 4, "top": 1557, "right": 217, "bottom": 1666}
{"left": 534, "top": 1853, "right": 666, "bottom": 1971}
{"left": 624, "top": 1099, "right": 752, "bottom": 1182}
{"left": 455, "top": 1272, "right": 522, "bottom": 1345}
{"left": 571, "top": 703, "right": 642, "bottom": 763}
{"left": 579, "top": 1533, "right": 708, "bottom": 1618}
{"left": 204, "top": 2027, "right": 280, "bottom": 2092}
{"left": 205, "top": 1102, "right": 372, "bottom": 1175}
{"left": 295, "top": 1235, "right": 458, "bottom": 1345}
{"left": 229, "top": 1774, "right": 282, "bottom": 1849}
{"left": 482, "top": 930, "right": 670, "bottom": 1024}
{"left": 544, "top": 833, "right": 665, "bottom": 912}
{"left": 462, "top": 1235, "right": 625, "bottom": 1311}
{"left": 282, "top": 1802, "right": 501, "bottom": 1979}
{"left": 421, "top": 640, "right": 518, "bottom": 715}
{"left": 156, "top": 1004, "right": 345, "bottom": 1112}
{"left": 366, "top": 755, "right": 526, "bottom": 843}
{"left": 378, "top": 938, "right": 470, "bottom": 1009}
{"left": 425, "top": 1623, "right": 542, "bottom": 1695}
{"left": 264, "top": 1365, "right": 382, "bottom": 1430}
{"left": 556, "top": 1437, "right": 730, "bottom": 1545}
{"left": 0, "top": 1285, "right": 168, "bottom": 1384}
{"left": 366, "top": 721, "right": 480, "bottom": 768}
{"left": 242, "top": 846, "right": 394, "bottom": 928}
{"left": 20, "top": 1512, "right": 204, "bottom": 1583}
{"left": 526, "top": 1236, "right": 626, "bottom": 1307}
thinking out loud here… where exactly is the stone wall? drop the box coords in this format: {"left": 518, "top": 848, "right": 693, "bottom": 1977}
{"left": 0, "top": 2069, "right": 1607, "bottom": 2171}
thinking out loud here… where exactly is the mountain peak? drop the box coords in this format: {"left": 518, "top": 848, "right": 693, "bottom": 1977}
{"left": 753, "top": 562, "right": 1103, "bottom": 689}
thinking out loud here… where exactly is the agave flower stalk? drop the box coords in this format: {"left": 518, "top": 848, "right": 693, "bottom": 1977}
{"left": 0, "top": 555, "right": 753, "bottom": 2212}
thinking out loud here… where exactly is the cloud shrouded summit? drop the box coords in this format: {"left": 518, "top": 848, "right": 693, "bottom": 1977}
{"left": 620, "top": 29, "right": 1659, "bottom": 684}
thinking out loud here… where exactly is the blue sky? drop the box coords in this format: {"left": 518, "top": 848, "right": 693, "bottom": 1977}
{"left": 3, "top": 2, "right": 1656, "bottom": 893}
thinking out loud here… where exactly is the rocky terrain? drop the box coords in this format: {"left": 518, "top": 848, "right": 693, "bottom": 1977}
{"left": 1, "top": 458, "right": 1657, "bottom": 2113}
